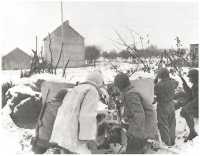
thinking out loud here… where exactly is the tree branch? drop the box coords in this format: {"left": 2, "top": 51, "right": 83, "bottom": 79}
{"left": 54, "top": 42, "right": 64, "bottom": 74}
{"left": 114, "top": 30, "right": 151, "bottom": 72}
{"left": 109, "top": 62, "right": 121, "bottom": 73}
{"left": 48, "top": 33, "right": 53, "bottom": 74}
{"left": 62, "top": 58, "right": 70, "bottom": 77}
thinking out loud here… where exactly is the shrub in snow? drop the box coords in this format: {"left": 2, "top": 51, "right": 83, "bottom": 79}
{"left": 3, "top": 78, "right": 75, "bottom": 130}
{"left": 2, "top": 81, "right": 15, "bottom": 108}
{"left": 11, "top": 96, "right": 42, "bottom": 129}
{"left": 5, "top": 84, "right": 42, "bottom": 129}
{"left": 9, "top": 92, "right": 31, "bottom": 110}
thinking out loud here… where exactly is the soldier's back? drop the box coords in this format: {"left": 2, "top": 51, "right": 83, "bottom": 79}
{"left": 155, "top": 78, "right": 178, "bottom": 104}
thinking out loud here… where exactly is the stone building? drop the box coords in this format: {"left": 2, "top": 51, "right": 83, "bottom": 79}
{"left": 43, "top": 20, "right": 85, "bottom": 67}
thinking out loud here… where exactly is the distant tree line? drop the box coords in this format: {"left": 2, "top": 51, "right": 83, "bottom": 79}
{"left": 84, "top": 44, "right": 163, "bottom": 64}
{"left": 84, "top": 44, "right": 197, "bottom": 68}
{"left": 101, "top": 45, "right": 162, "bottom": 60}
{"left": 84, "top": 45, "right": 101, "bottom": 66}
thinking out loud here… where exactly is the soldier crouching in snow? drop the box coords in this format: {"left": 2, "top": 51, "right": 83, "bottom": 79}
{"left": 49, "top": 71, "right": 106, "bottom": 154}
{"left": 154, "top": 68, "right": 178, "bottom": 146}
{"left": 114, "top": 73, "right": 158, "bottom": 153}
{"left": 179, "top": 69, "right": 198, "bottom": 142}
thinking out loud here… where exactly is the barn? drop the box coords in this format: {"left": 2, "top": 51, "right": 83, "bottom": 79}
{"left": 43, "top": 20, "right": 85, "bottom": 68}
{"left": 2, "top": 48, "right": 32, "bottom": 70}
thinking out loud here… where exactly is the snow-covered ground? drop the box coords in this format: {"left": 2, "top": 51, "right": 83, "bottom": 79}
{"left": 0, "top": 61, "right": 199, "bottom": 154}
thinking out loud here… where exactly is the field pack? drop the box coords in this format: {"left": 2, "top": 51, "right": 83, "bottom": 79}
{"left": 131, "top": 78, "right": 158, "bottom": 139}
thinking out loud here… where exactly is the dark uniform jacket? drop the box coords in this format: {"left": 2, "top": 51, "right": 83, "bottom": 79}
{"left": 121, "top": 85, "right": 145, "bottom": 139}
{"left": 182, "top": 80, "right": 199, "bottom": 117}
{"left": 154, "top": 78, "right": 178, "bottom": 106}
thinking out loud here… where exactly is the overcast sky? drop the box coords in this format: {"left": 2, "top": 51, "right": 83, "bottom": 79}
{"left": 0, "top": 0, "right": 199, "bottom": 56}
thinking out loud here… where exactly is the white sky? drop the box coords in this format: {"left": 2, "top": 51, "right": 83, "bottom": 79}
{"left": 0, "top": 0, "right": 199, "bottom": 56}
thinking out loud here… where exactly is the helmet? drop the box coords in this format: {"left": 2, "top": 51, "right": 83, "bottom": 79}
{"left": 188, "top": 69, "right": 198, "bottom": 78}
{"left": 114, "top": 73, "right": 130, "bottom": 91}
{"left": 86, "top": 71, "right": 104, "bottom": 87}
{"left": 157, "top": 68, "right": 169, "bottom": 79}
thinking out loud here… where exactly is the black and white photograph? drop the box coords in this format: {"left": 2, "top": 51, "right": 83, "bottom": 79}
{"left": 0, "top": 0, "right": 199, "bottom": 154}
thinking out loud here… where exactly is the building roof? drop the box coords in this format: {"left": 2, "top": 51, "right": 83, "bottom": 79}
{"left": 43, "top": 20, "right": 84, "bottom": 41}
{"left": 2, "top": 48, "right": 32, "bottom": 60}
{"left": 190, "top": 44, "right": 199, "bottom": 46}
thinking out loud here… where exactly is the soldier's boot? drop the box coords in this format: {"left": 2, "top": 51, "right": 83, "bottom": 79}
{"left": 181, "top": 109, "right": 198, "bottom": 142}
{"left": 184, "top": 130, "right": 198, "bottom": 142}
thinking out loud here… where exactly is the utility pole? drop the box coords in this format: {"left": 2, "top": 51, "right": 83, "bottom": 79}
{"left": 61, "top": 0, "right": 64, "bottom": 42}
{"left": 36, "top": 35, "right": 38, "bottom": 54}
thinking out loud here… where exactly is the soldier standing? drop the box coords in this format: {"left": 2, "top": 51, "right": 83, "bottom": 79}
{"left": 154, "top": 68, "right": 178, "bottom": 146}
{"left": 180, "top": 69, "right": 198, "bottom": 142}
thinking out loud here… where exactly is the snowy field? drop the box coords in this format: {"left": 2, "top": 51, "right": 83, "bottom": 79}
{"left": 0, "top": 61, "right": 199, "bottom": 154}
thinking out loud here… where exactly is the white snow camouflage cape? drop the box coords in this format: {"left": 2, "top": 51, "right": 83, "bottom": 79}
{"left": 50, "top": 82, "right": 100, "bottom": 153}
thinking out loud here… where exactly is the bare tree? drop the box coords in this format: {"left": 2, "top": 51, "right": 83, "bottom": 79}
{"left": 110, "top": 62, "right": 121, "bottom": 73}
{"left": 48, "top": 33, "right": 54, "bottom": 74}
{"left": 114, "top": 30, "right": 150, "bottom": 71}
{"left": 126, "top": 64, "right": 139, "bottom": 77}
{"left": 39, "top": 46, "right": 44, "bottom": 72}
{"left": 139, "top": 36, "right": 144, "bottom": 49}
{"left": 54, "top": 42, "right": 64, "bottom": 74}
{"left": 62, "top": 59, "right": 70, "bottom": 77}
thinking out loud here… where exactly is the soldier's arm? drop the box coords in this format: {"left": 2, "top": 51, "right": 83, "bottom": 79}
{"left": 154, "top": 83, "right": 159, "bottom": 96}
{"left": 154, "top": 75, "right": 159, "bottom": 84}
{"left": 178, "top": 71, "right": 191, "bottom": 93}
{"left": 180, "top": 77, "right": 191, "bottom": 94}
{"left": 172, "top": 79, "right": 179, "bottom": 89}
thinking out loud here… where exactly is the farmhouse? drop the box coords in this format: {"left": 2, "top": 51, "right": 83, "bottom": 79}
{"left": 43, "top": 20, "right": 85, "bottom": 67}
{"left": 2, "top": 48, "right": 32, "bottom": 70}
